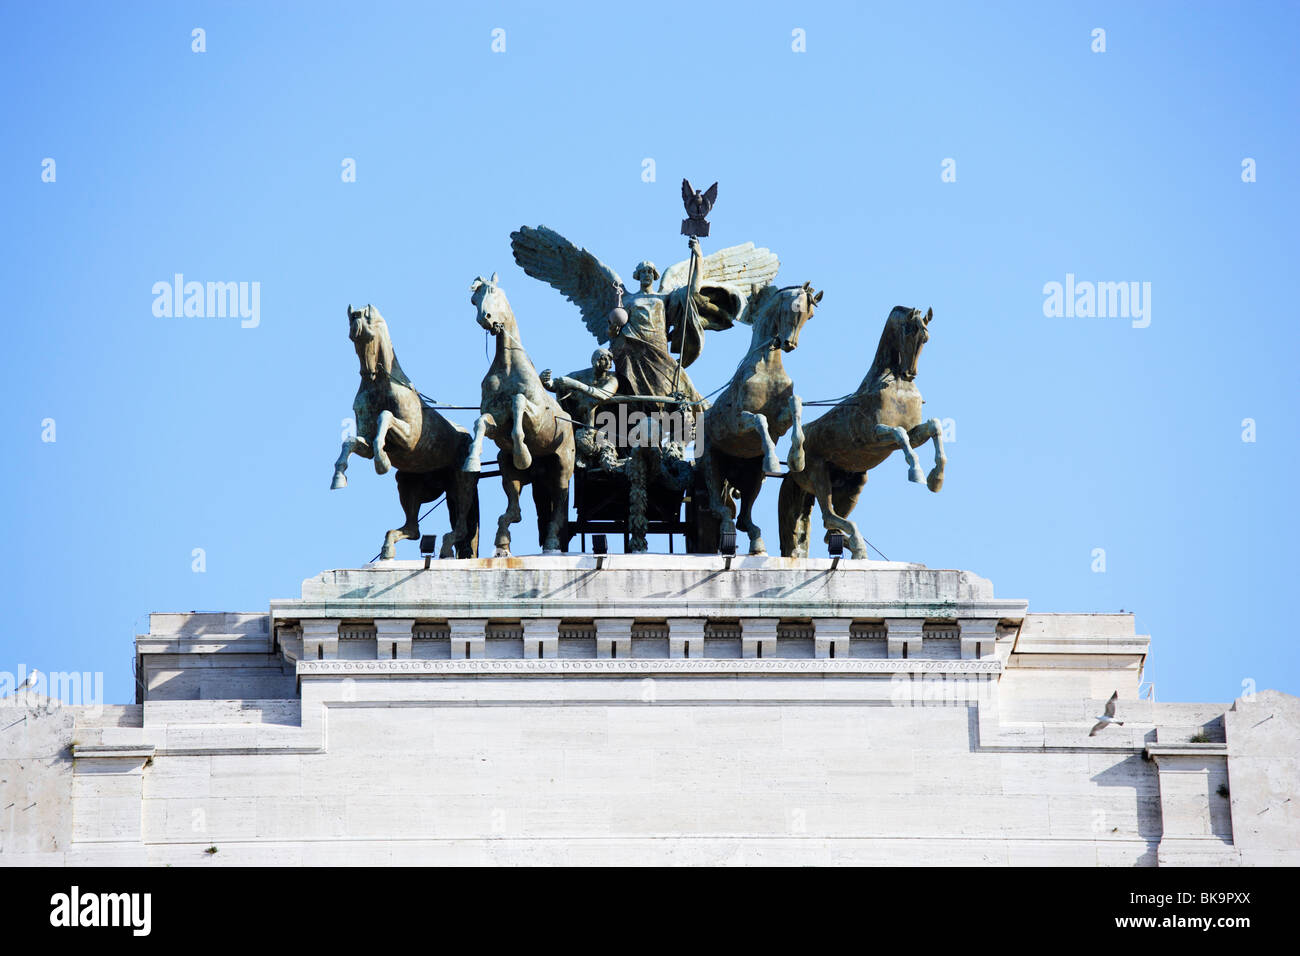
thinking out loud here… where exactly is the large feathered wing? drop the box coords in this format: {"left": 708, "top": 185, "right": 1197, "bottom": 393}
{"left": 659, "top": 242, "right": 780, "bottom": 307}
{"left": 658, "top": 242, "right": 781, "bottom": 367}
{"left": 510, "top": 226, "right": 622, "bottom": 343}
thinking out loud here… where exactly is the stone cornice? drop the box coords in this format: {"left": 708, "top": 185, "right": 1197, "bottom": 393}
{"left": 296, "top": 658, "right": 1004, "bottom": 677}
{"left": 273, "top": 599, "right": 1027, "bottom": 620}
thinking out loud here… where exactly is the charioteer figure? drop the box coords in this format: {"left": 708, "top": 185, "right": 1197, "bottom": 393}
{"left": 540, "top": 347, "right": 622, "bottom": 470}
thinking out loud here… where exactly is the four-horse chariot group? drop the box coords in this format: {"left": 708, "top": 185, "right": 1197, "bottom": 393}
{"left": 330, "top": 220, "right": 946, "bottom": 561}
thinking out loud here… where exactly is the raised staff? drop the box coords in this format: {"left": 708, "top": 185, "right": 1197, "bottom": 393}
{"left": 669, "top": 178, "right": 716, "bottom": 397}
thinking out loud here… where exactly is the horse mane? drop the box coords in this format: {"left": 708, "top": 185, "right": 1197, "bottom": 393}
{"left": 358, "top": 304, "right": 421, "bottom": 396}
{"left": 744, "top": 283, "right": 804, "bottom": 328}
{"left": 862, "top": 306, "right": 911, "bottom": 387}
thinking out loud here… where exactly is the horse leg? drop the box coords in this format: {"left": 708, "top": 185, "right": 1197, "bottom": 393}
{"left": 786, "top": 395, "right": 806, "bottom": 473}
{"left": 373, "top": 411, "right": 412, "bottom": 475}
{"left": 733, "top": 463, "right": 768, "bottom": 555}
{"left": 443, "top": 471, "right": 478, "bottom": 557}
{"left": 381, "top": 472, "right": 424, "bottom": 560}
{"left": 373, "top": 412, "right": 394, "bottom": 475}
{"left": 440, "top": 474, "right": 463, "bottom": 558}
{"left": 464, "top": 413, "right": 494, "bottom": 473}
{"left": 873, "top": 424, "right": 925, "bottom": 484}
{"left": 807, "top": 459, "right": 867, "bottom": 559}
{"left": 908, "top": 418, "right": 946, "bottom": 492}
{"left": 699, "top": 433, "right": 736, "bottom": 537}
{"left": 778, "top": 471, "right": 814, "bottom": 557}
{"left": 739, "top": 411, "right": 782, "bottom": 476}
{"left": 547, "top": 446, "right": 573, "bottom": 554}
{"left": 331, "top": 436, "right": 373, "bottom": 489}
{"left": 540, "top": 456, "right": 569, "bottom": 554}
{"left": 795, "top": 501, "right": 810, "bottom": 556}
{"left": 495, "top": 462, "right": 524, "bottom": 556}
{"left": 829, "top": 471, "right": 869, "bottom": 559}
{"left": 509, "top": 393, "right": 535, "bottom": 472}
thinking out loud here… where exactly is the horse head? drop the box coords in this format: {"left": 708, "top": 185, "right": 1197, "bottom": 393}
{"left": 469, "top": 272, "right": 512, "bottom": 336}
{"left": 872, "top": 306, "right": 932, "bottom": 382}
{"left": 347, "top": 303, "right": 395, "bottom": 382}
{"left": 753, "top": 283, "right": 823, "bottom": 353}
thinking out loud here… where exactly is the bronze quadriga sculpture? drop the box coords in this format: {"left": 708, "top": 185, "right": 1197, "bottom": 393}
{"left": 330, "top": 185, "right": 947, "bottom": 560}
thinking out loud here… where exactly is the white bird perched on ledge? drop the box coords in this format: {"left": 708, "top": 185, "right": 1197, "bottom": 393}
{"left": 1089, "top": 691, "right": 1124, "bottom": 736}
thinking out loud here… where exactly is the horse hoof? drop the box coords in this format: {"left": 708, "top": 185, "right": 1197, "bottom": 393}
{"left": 787, "top": 451, "right": 805, "bottom": 473}
{"left": 375, "top": 457, "right": 392, "bottom": 476}
{"left": 462, "top": 458, "right": 481, "bottom": 473}
{"left": 763, "top": 456, "right": 782, "bottom": 476}
{"left": 908, "top": 465, "right": 925, "bottom": 484}
{"left": 493, "top": 546, "right": 511, "bottom": 558}
{"left": 927, "top": 471, "right": 944, "bottom": 493}
{"left": 513, "top": 451, "right": 533, "bottom": 471}
{"left": 750, "top": 539, "right": 767, "bottom": 555}
{"left": 330, "top": 473, "right": 347, "bottom": 490}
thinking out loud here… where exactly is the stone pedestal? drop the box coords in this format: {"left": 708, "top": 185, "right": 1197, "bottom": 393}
{"left": 4, "top": 554, "right": 1292, "bottom": 866}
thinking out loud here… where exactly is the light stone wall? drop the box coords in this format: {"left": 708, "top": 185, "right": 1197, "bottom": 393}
{"left": 1223, "top": 690, "right": 1300, "bottom": 866}
{"left": 2, "top": 557, "right": 1295, "bottom": 867}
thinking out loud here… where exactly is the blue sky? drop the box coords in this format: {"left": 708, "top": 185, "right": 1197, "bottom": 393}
{"left": 2, "top": 1, "right": 1296, "bottom": 704}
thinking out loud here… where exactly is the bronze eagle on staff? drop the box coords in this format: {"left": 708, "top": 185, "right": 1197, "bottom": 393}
{"left": 681, "top": 179, "right": 718, "bottom": 237}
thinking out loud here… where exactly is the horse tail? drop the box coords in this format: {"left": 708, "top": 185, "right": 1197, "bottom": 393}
{"left": 778, "top": 474, "right": 813, "bottom": 557}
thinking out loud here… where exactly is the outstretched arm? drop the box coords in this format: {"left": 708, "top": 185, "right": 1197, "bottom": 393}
{"left": 542, "top": 369, "right": 617, "bottom": 402}
{"left": 687, "top": 236, "right": 703, "bottom": 295}
{"left": 545, "top": 370, "right": 681, "bottom": 407}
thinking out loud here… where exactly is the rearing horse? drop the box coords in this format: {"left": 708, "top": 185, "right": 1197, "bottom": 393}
{"left": 778, "top": 305, "right": 946, "bottom": 559}
{"left": 331, "top": 304, "right": 479, "bottom": 560}
{"left": 464, "top": 274, "right": 575, "bottom": 554}
{"left": 698, "top": 282, "right": 821, "bottom": 554}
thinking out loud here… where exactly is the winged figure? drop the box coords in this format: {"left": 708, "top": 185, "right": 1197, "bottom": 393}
{"left": 509, "top": 225, "right": 780, "bottom": 410}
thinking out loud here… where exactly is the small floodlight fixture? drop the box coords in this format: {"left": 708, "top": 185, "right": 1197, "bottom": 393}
{"left": 828, "top": 531, "right": 845, "bottom": 570}
{"left": 720, "top": 530, "right": 737, "bottom": 570}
